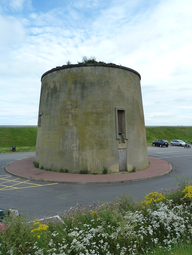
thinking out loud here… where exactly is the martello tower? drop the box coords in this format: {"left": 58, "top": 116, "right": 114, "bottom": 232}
{"left": 35, "top": 63, "right": 148, "bottom": 173}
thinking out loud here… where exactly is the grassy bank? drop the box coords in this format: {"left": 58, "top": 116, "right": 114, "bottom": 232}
{"left": 0, "top": 126, "right": 192, "bottom": 152}
{"left": 0, "top": 126, "right": 37, "bottom": 152}
{"left": 146, "top": 126, "right": 192, "bottom": 145}
{"left": 1, "top": 176, "right": 192, "bottom": 254}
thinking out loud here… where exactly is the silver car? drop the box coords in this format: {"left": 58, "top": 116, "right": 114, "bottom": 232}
{"left": 171, "top": 140, "right": 185, "bottom": 147}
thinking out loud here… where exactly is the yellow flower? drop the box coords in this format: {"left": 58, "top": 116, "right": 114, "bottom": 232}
{"left": 33, "top": 222, "right": 40, "bottom": 225}
{"left": 33, "top": 233, "right": 41, "bottom": 238}
{"left": 142, "top": 192, "right": 165, "bottom": 205}
{"left": 182, "top": 186, "right": 192, "bottom": 199}
{"left": 90, "top": 210, "right": 98, "bottom": 217}
{"left": 31, "top": 222, "right": 49, "bottom": 238}
{"left": 37, "top": 224, "right": 49, "bottom": 231}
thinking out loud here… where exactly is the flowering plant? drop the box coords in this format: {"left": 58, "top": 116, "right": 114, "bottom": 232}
{"left": 182, "top": 185, "right": 192, "bottom": 199}
{"left": 31, "top": 222, "right": 49, "bottom": 238}
{"left": 90, "top": 210, "right": 98, "bottom": 217}
{"left": 142, "top": 192, "right": 165, "bottom": 205}
{"left": 0, "top": 222, "right": 8, "bottom": 234}
{"left": 1, "top": 178, "right": 192, "bottom": 254}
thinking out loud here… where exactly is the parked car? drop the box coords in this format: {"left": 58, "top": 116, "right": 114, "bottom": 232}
{"left": 171, "top": 140, "right": 185, "bottom": 147}
{"left": 152, "top": 140, "right": 169, "bottom": 147}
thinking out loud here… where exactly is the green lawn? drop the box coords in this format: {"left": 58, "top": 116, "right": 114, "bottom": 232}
{"left": 146, "top": 126, "right": 192, "bottom": 146}
{"left": 0, "top": 126, "right": 37, "bottom": 152}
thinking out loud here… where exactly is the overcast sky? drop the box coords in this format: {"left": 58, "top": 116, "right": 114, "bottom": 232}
{"left": 0, "top": 0, "right": 191, "bottom": 126}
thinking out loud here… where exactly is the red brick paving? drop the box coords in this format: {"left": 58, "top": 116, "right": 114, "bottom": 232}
{"left": 5, "top": 157, "right": 171, "bottom": 183}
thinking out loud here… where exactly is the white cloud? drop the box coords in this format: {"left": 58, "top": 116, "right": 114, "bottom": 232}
{"left": 9, "top": 0, "right": 25, "bottom": 11}
{"left": 9, "top": 0, "right": 32, "bottom": 11}
{"left": 0, "top": 15, "right": 26, "bottom": 49}
{"left": 0, "top": 0, "right": 192, "bottom": 125}
{"left": 0, "top": 76, "right": 39, "bottom": 125}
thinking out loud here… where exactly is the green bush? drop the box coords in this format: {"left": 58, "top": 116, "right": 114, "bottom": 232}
{"left": 79, "top": 169, "right": 89, "bottom": 174}
{"left": 131, "top": 166, "right": 136, "bottom": 172}
{"left": 102, "top": 167, "right": 108, "bottom": 174}
{"left": 33, "top": 161, "right": 39, "bottom": 168}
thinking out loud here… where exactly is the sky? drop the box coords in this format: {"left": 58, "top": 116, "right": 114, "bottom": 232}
{"left": 0, "top": 0, "right": 192, "bottom": 126}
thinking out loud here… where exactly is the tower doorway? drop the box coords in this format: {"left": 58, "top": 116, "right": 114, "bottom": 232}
{"left": 118, "top": 148, "right": 127, "bottom": 171}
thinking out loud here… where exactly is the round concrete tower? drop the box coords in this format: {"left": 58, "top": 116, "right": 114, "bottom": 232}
{"left": 35, "top": 63, "right": 148, "bottom": 173}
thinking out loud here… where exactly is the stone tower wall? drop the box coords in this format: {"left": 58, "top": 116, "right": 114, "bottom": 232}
{"left": 35, "top": 64, "right": 148, "bottom": 173}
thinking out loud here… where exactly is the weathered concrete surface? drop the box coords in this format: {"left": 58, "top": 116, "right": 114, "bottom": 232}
{"left": 35, "top": 64, "right": 148, "bottom": 173}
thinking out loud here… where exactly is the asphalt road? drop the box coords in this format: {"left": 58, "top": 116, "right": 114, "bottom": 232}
{"left": 0, "top": 146, "right": 191, "bottom": 219}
